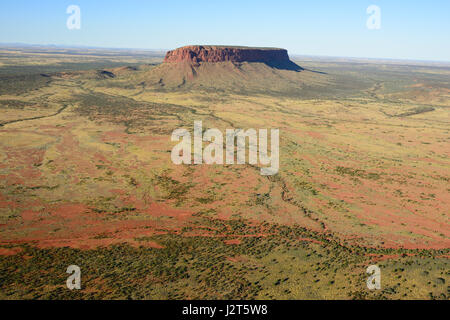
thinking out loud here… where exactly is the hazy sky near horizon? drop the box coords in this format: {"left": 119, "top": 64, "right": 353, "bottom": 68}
{"left": 0, "top": 0, "right": 449, "bottom": 61}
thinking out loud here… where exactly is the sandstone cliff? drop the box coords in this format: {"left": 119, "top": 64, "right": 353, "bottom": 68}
{"left": 164, "top": 45, "right": 302, "bottom": 71}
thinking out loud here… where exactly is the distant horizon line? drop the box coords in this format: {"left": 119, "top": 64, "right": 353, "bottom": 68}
{"left": 1, "top": 42, "right": 449, "bottom": 64}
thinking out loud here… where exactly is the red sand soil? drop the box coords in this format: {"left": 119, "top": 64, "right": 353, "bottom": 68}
{"left": 1, "top": 114, "right": 448, "bottom": 256}
{"left": 0, "top": 247, "right": 23, "bottom": 256}
{"left": 224, "top": 239, "right": 242, "bottom": 245}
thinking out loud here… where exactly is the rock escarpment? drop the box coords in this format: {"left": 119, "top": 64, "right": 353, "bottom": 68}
{"left": 140, "top": 45, "right": 326, "bottom": 94}
{"left": 164, "top": 45, "right": 302, "bottom": 71}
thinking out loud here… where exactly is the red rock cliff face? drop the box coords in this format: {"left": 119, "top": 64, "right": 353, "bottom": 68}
{"left": 164, "top": 45, "right": 291, "bottom": 64}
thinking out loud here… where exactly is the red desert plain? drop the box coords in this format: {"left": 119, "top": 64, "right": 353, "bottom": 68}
{"left": 0, "top": 45, "right": 448, "bottom": 299}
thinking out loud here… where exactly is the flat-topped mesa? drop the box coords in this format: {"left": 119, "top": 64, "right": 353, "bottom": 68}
{"left": 164, "top": 45, "right": 302, "bottom": 71}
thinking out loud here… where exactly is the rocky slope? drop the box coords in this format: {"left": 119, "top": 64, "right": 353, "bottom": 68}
{"left": 125, "top": 45, "right": 332, "bottom": 94}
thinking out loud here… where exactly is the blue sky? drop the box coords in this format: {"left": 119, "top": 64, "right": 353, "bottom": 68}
{"left": 0, "top": 0, "right": 449, "bottom": 61}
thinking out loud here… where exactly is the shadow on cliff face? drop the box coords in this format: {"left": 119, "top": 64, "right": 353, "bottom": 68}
{"left": 265, "top": 60, "right": 327, "bottom": 74}
{"left": 265, "top": 59, "right": 304, "bottom": 72}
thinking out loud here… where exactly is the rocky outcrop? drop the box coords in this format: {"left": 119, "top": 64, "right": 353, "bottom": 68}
{"left": 164, "top": 45, "right": 302, "bottom": 71}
